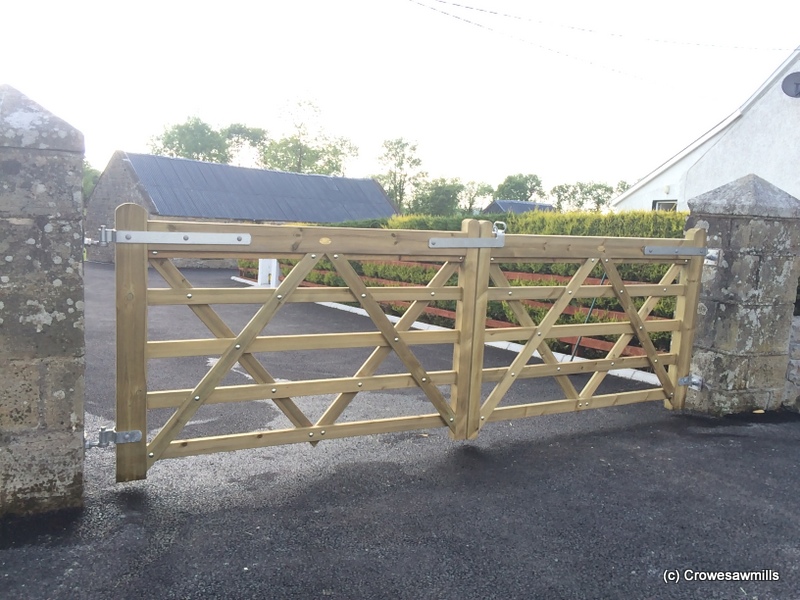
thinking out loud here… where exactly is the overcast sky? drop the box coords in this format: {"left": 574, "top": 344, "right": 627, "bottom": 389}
{"left": 3, "top": 0, "right": 798, "bottom": 191}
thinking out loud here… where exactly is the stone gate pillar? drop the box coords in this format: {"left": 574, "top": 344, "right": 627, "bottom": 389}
{"left": 0, "top": 86, "right": 85, "bottom": 515}
{"left": 685, "top": 174, "right": 800, "bottom": 415}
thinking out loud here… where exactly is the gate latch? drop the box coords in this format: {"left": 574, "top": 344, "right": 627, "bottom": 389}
{"left": 85, "top": 426, "right": 142, "bottom": 449}
{"left": 678, "top": 374, "right": 703, "bottom": 391}
{"left": 428, "top": 221, "right": 507, "bottom": 249}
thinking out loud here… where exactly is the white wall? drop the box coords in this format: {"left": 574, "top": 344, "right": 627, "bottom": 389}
{"left": 613, "top": 53, "right": 800, "bottom": 211}
{"left": 686, "top": 75, "right": 800, "bottom": 201}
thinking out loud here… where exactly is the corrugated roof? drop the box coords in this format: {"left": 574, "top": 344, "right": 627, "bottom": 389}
{"left": 123, "top": 153, "right": 397, "bottom": 222}
{"left": 483, "top": 199, "right": 555, "bottom": 214}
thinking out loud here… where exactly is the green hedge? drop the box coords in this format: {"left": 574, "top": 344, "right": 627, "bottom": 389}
{"left": 238, "top": 210, "right": 690, "bottom": 356}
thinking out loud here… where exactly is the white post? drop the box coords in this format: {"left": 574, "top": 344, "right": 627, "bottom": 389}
{"left": 257, "top": 258, "right": 281, "bottom": 288}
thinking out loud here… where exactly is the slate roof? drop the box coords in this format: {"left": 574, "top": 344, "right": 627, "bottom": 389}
{"left": 123, "top": 153, "right": 397, "bottom": 223}
{"left": 483, "top": 199, "right": 555, "bottom": 214}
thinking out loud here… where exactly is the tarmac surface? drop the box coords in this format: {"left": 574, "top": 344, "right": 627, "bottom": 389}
{"left": 2, "top": 263, "right": 800, "bottom": 599}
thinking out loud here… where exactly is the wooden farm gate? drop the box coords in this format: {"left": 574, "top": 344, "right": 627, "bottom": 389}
{"left": 107, "top": 203, "right": 705, "bottom": 482}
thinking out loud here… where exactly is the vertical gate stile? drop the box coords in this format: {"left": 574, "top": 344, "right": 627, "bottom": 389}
{"left": 451, "top": 219, "right": 492, "bottom": 440}
{"left": 668, "top": 227, "right": 707, "bottom": 410}
{"left": 115, "top": 203, "right": 149, "bottom": 482}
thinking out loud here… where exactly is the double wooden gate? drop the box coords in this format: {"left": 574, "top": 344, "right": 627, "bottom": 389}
{"left": 112, "top": 203, "right": 705, "bottom": 482}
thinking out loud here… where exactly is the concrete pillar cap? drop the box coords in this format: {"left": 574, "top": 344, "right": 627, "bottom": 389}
{"left": 688, "top": 174, "right": 800, "bottom": 219}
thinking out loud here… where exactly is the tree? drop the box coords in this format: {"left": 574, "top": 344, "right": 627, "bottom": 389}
{"left": 259, "top": 133, "right": 357, "bottom": 176}
{"left": 494, "top": 174, "right": 544, "bottom": 202}
{"left": 150, "top": 117, "right": 233, "bottom": 163}
{"left": 150, "top": 117, "right": 267, "bottom": 164}
{"left": 82, "top": 160, "right": 101, "bottom": 202}
{"left": 374, "top": 138, "right": 427, "bottom": 212}
{"left": 459, "top": 181, "right": 494, "bottom": 213}
{"left": 258, "top": 101, "right": 358, "bottom": 176}
{"left": 549, "top": 181, "right": 616, "bottom": 212}
{"left": 409, "top": 178, "right": 464, "bottom": 216}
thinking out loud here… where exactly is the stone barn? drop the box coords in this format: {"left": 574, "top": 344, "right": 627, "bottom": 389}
{"left": 85, "top": 152, "right": 398, "bottom": 263}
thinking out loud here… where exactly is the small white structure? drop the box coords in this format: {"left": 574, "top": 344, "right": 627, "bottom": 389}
{"left": 611, "top": 48, "right": 800, "bottom": 212}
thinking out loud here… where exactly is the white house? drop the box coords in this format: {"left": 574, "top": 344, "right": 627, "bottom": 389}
{"left": 611, "top": 47, "right": 800, "bottom": 212}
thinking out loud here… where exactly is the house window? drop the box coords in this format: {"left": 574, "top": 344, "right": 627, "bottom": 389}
{"left": 652, "top": 200, "right": 677, "bottom": 211}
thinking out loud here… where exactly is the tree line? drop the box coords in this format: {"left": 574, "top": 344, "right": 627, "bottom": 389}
{"left": 145, "top": 113, "right": 630, "bottom": 215}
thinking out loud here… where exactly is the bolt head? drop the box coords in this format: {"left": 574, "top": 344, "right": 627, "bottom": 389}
{"left": 361, "top": 293, "right": 366, "bottom": 298}
{"left": 186, "top": 293, "right": 193, "bottom": 299}
{"left": 235, "top": 344, "right": 241, "bottom": 349}
{"left": 309, "top": 432, "right": 314, "bottom": 437}
{"left": 194, "top": 395, "right": 200, "bottom": 401}
{"left": 357, "top": 382, "right": 363, "bottom": 387}
{"left": 148, "top": 452, "right": 155, "bottom": 458}
{"left": 271, "top": 388, "right": 277, "bottom": 393}
{"left": 311, "top": 254, "right": 317, "bottom": 258}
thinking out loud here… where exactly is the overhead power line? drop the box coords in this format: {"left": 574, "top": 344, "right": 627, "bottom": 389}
{"left": 429, "top": 0, "right": 796, "bottom": 52}
{"left": 406, "top": 0, "right": 642, "bottom": 79}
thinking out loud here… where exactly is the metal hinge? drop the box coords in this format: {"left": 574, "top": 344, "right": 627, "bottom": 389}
{"left": 84, "top": 426, "right": 142, "bottom": 449}
{"left": 85, "top": 225, "right": 251, "bottom": 247}
{"left": 678, "top": 374, "right": 703, "bottom": 391}
{"left": 643, "top": 245, "right": 708, "bottom": 257}
{"left": 429, "top": 221, "right": 507, "bottom": 249}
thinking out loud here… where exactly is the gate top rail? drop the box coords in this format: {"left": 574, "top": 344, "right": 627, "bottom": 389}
{"left": 110, "top": 205, "right": 706, "bottom": 261}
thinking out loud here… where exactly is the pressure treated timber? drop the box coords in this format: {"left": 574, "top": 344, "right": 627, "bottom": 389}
{"left": 115, "top": 204, "right": 149, "bottom": 482}
{"left": 149, "top": 258, "right": 313, "bottom": 431}
{"left": 315, "top": 262, "right": 458, "bottom": 427}
{"left": 452, "top": 220, "right": 493, "bottom": 439}
{"left": 146, "top": 254, "right": 321, "bottom": 465}
{"left": 668, "top": 227, "right": 707, "bottom": 409}
{"left": 146, "top": 354, "right": 678, "bottom": 410}
{"left": 112, "top": 210, "right": 705, "bottom": 479}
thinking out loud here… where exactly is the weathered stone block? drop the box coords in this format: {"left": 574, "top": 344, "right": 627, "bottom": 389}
{"left": 684, "top": 214, "right": 729, "bottom": 250}
{"left": 703, "top": 303, "right": 793, "bottom": 355}
{"left": 728, "top": 218, "right": 800, "bottom": 255}
{"left": 699, "top": 252, "right": 761, "bottom": 303}
{"left": 685, "top": 387, "right": 777, "bottom": 415}
{"left": 690, "top": 351, "right": 789, "bottom": 393}
{"left": 746, "top": 354, "right": 792, "bottom": 389}
{"left": 0, "top": 149, "right": 83, "bottom": 218}
{"left": 786, "top": 359, "right": 800, "bottom": 384}
{"left": 692, "top": 299, "right": 718, "bottom": 350}
{"left": 782, "top": 380, "right": 800, "bottom": 411}
{"left": 0, "top": 431, "right": 84, "bottom": 516}
{"left": 757, "top": 256, "right": 800, "bottom": 304}
{"left": 41, "top": 357, "right": 85, "bottom": 431}
{"left": 0, "top": 360, "right": 40, "bottom": 430}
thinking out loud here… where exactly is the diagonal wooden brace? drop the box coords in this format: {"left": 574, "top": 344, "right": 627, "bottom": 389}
{"left": 600, "top": 258, "right": 675, "bottom": 398}
{"left": 149, "top": 258, "right": 314, "bottom": 430}
{"left": 316, "top": 262, "right": 459, "bottom": 427}
{"left": 146, "top": 253, "right": 320, "bottom": 465}
{"left": 480, "top": 258, "right": 597, "bottom": 422}
{"left": 326, "top": 253, "right": 457, "bottom": 430}
{"left": 489, "top": 264, "right": 579, "bottom": 401}
{"left": 578, "top": 263, "right": 682, "bottom": 400}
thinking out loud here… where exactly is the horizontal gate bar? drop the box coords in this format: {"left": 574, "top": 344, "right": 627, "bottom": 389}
{"left": 146, "top": 353, "right": 677, "bottom": 409}
{"left": 487, "top": 388, "right": 669, "bottom": 420}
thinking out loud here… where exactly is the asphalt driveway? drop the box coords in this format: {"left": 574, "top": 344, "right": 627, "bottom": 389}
{"left": 1, "top": 263, "right": 799, "bottom": 599}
